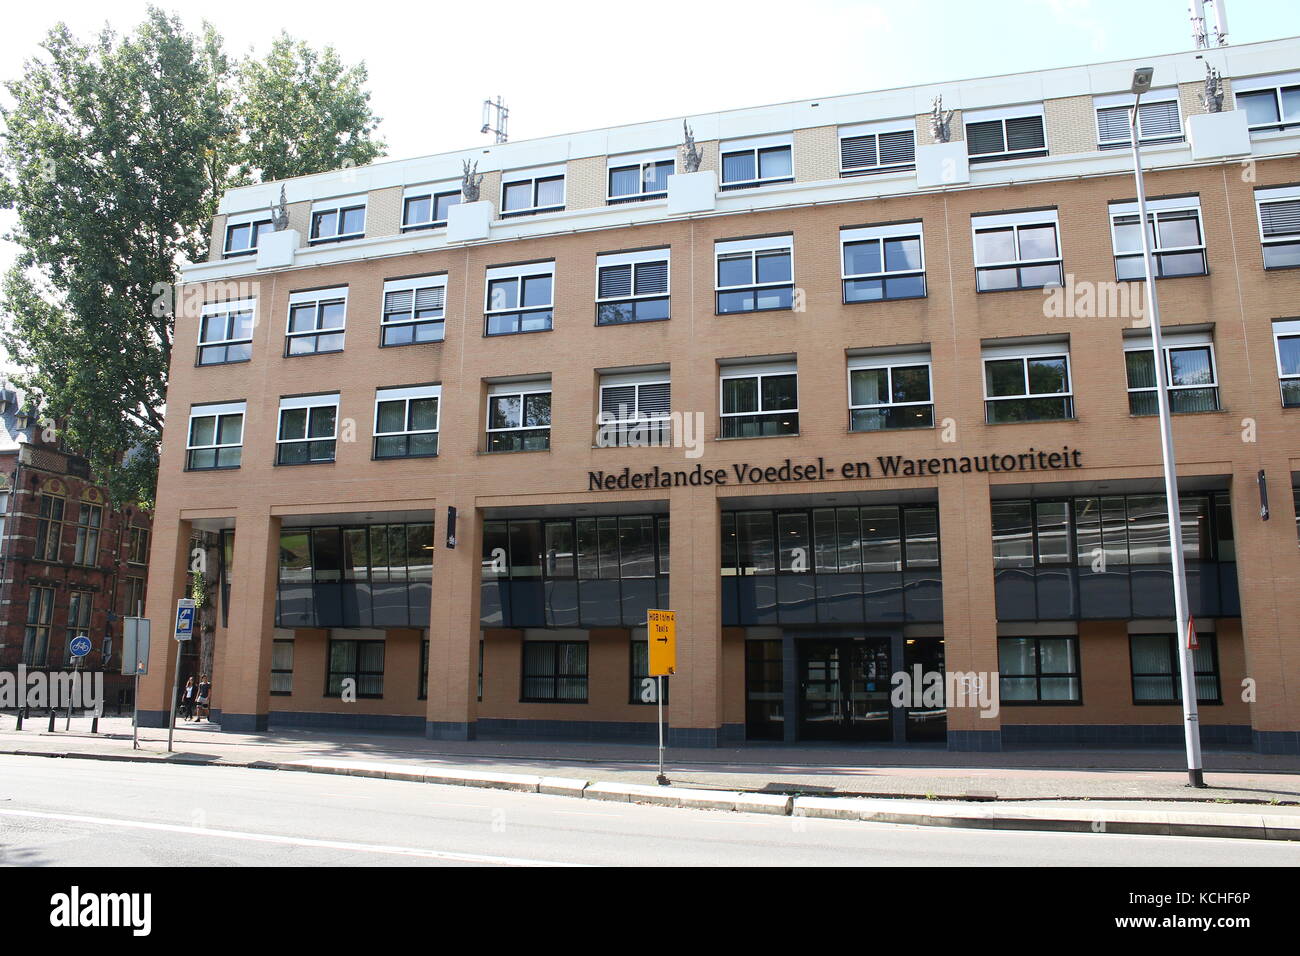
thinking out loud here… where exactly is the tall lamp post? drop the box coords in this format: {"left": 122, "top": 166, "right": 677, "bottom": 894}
{"left": 1128, "top": 66, "right": 1205, "bottom": 788}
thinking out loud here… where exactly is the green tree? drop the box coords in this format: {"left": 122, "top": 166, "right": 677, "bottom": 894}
{"left": 0, "top": 8, "right": 385, "bottom": 507}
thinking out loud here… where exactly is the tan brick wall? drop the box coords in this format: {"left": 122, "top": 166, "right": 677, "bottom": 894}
{"left": 1045, "top": 94, "right": 1097, "bottom": 155}
{"left": 286, "top": 201, "right": 311, "bottom": 245}
{"left": 916, "top": 109, "right": 964, "bottom": 147}
{"left": 208, "top": 214, "right": 227, "bottom": 262}
{"left": 565, "top": 156, "right": 607, "bottom": 210}
{"left": 793, "top": 125, "right": 840, "bottom": 182}
{"left": 1179, "top": 80, "right": 1208, "bottom": 119}
{"left": 367, "top": 185, "right": 403, "bottom": 237}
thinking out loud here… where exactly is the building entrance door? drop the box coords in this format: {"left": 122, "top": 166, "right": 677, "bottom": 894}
{"left": 797, "top": 638, "right": 892, "bottom": 741}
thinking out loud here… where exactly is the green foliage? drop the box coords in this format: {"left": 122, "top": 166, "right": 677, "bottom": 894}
{"left": 0, "top": 7, "right": 385, "bottom": 508}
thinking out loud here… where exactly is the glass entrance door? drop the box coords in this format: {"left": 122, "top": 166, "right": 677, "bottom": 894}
{"left": 798, "top": 638, "right": 892, "bottom": 741}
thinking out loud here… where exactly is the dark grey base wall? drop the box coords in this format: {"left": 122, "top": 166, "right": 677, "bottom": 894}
{"left": 266, "top": 711, "right": 420, "bottom": 733}
{"left": 948, "top": 730, "right": 1003, "bottom": 752}
{"left": 136, "top": 709, "right": 169, "bottom": 729}
{"left": 478, "top": 718, "right": 658, "bottom": 742}
{"left": 224, "top": 712, "right": 270, "bottom": 733}
{"left": 426, "top": 721, "right": 475, "bottom": 741}
{"left": 1003, "top": 724, "right": 1254, "bottom": 747}
{"left": 1254, "top": 731, "right": 1300, "bottom": 754}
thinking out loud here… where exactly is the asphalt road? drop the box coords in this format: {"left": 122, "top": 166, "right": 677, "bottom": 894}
{"left": 1, "top": 755, "right": 1296, "bottom": 867}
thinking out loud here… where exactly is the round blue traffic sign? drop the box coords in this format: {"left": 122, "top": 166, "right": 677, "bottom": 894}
{"left": 69, "top": 635, "right": 92, "bottom": 658}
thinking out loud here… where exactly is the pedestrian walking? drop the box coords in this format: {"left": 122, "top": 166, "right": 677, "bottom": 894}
{"left": 180, "top": 676, "right": 196, "bottom": 721}
{"left": 195, "top": 675, "right": 211, "bottom": 722}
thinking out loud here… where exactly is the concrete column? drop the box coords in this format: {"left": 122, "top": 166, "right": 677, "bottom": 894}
{"left": 667, "top": 488, "right": 727, "bottom": 746}
{"left": 136, "top": 518, "right": 193, "bottom": 726}
{"left": 939, "top": 475, "right": 1003, "bottom": 751}
{"left": 216, "top": 513, "right": 281, "bottom": 732}
{"left": 425, "top": 499, "right": 482, "bottom": 739}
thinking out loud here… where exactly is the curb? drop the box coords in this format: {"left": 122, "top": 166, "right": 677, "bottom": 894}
{"left": 5, "top": 747, "right": 1298, "bottom": 840}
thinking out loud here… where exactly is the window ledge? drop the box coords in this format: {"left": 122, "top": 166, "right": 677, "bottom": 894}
{"left": 715, "top": 433, "right": 801, "bottom": 442}
{"left": 847, "top": 424, "right": 936, "bottom": 435}
{"left": 478, "top": 448, "right": 551, "bottom": 456}
{"left": 1128, "top": 407, "right": 1228, "bottom": 418}
{"left": 983, "top": 417, "right": 1080, "bottom": 427}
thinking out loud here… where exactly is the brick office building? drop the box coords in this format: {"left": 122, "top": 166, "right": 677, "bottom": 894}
{"left": 139, "top": 37, "right": 1300, "bottom": 751}
{"left": 0, "top": 388, "right": 154, "bottom": 712}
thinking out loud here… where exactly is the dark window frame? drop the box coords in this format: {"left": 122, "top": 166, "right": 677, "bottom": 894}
{"left": 309, "top": 204, "right": 366, "bottom": 243}
{"left": 997, "top": 635, "right": 1083, "bottom": 705}
{"left": 1129, "top": 632, "right": 1222, "bottom": 706}
{"left": 325, "top": 638, "right": 385, "bottom": 699}
{"left": 520, "top": 640, "right": 588, "bottom": 703}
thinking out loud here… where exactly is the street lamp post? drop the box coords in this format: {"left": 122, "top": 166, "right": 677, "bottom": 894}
{"left": 1128, "top": 66, "right": 1205, "bottom": 788}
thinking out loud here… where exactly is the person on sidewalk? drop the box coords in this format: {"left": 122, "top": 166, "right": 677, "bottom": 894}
{"left": 195, "top": 675, "right": 211, "bottom": 722}
{"left": 180, "top": 677, "right": 196, "bottom": 721}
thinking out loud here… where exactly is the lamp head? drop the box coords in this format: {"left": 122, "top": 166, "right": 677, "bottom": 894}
{"left": 1131, "top": 67, "right": 1155, "bottom": 94}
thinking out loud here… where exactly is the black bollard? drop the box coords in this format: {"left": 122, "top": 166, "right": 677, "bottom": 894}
{"left": 47, "top": 708, "right": 56, "bottom": 732}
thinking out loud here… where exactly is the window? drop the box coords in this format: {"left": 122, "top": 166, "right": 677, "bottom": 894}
{"left": 722, "top": 504, "right": 939, "bottom": 575}
{"left": 1124, "top": 333, "right": 1219, "bottom": 415}
{"left": 720, "top": 361, "right": 798, "bottom": 438}
{"left": 630, "top": 639, "right": 669, "bottom": 704}
{"left": 124, "top": 576, "right": 146, "bottom": 619}
{"left": 224, "top": 216, "right": 273, "bottom": 257}
{"left": 501, "top": 168, "right": 565, "bottom": 217}
{"left": 1274, "top": 319, "right": 1300, "bottom": 407}
{"left": 608, "top": 155, "right": 673, "bottom": 203}
{"left": 34, "top": 493, "right": 64, "bottom": 562}
{"left": 186, "top": 402, "right": 245, "bottom": 470}
{"left": 73, "top": 503, "right": 102, "bottom": 566}
{"left": 483, "top": 515, "right": 668, "bottom": 581}
{"left": 521, "top": 641, "right": 587, "bottom": 702}
{"left": 597, "top": 371, "right": 671, "bottom": 447}
{"left": 0, "top": 490, "right": 7, "bottom": 546}
{"left": 276, "top": 394, "right": 339, "bottom": 465}
{"left": 983, "top": 344, "right": 1073, "bottom": 423}
{"left": 66, "top": 589, "right": 94, "bottom": 659}
{"left": 402, "top": 185, "right": 460, "bottom": 229}
{"left": 848, "top": 352, "right": 933, "bottom": 431}
{"left": 197, "top": 300, "right": 254, "bottom": 366}
{"left": 374, "top": 385, "right": 440, "bottom": 459}
{"left": 1130, "top": 633, "right": 1220, "bottom": 705}
{"left": 309, "top": 199, "right": 366, "bottom": 242}
{"left": 420, "top": 639, "right": 430, "bottom": 701}
{"left": 965, "top": 107, "right": 1047, "bottom": 162}
{"left": 1256, "top": 185, "right": 1300, "bottom": 270}
{"left": 381, "top": 275, "right": 446, "bottom": 346}
{"left": 839, "top": 122, "right": 915, "bottom": 176}
{"left": 1234, "top": 72, "right": 1300, "bottom": 133}
{"left": 486, "top": 380, "right": 551, "bottom": 452}
{"left": 720, "top": 137, "right": 793, "bottom": 190}
{"left": 596, "top": 249, "right": 670, "bottom": 324}
{"left": 999, "top": 636, "right": 1081, "bottom": 703}
{"left": 485, "top": 262, "right": 554, "bottom": 335}
{"left": 715, "top": 236, "right": 794, "bottom": 314}
{"left": 128, "top": 527, "right": 149, "bottom": 565}
{"left": 327, "top": 638, "right": 384, "bottom": 698}
{"left": 1110, "top": 198, "right": 1206, "bottom": 279}
{"left": 271, "top": 639, "right": 294, "bottom": 695}
{"left": 286, "top": 287, "right": 347, "bottom": 355}
{"left": 841, "top": 222, "right": 926, "bottom": 302}
{"left": 973, "top": 210, "right": 1062, "bottom": 291}
{"left": 1094, "top": 90, "right": 1183, "bottom": 148}
{"left": 23, "top": 586, "right": 55, "bottom": 666}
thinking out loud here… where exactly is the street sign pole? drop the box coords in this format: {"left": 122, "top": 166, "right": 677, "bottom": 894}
{"left": 168, "top": 598, "right": 196, "bottom": 753}
{"left": 657, "top": 676, "right": 665, "bottom": 784}
{"left": 647, "top": 609, "right": 677, "bottom": 787}
{"left": 133, "top": 601, "right": 143, "bottom": 750}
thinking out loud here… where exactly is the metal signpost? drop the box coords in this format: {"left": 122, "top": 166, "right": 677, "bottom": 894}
{"left": 647, "top": 609, "right": 677, "bottom": 786}
{"left": 67, "top": 634, "right": 91, "bottom": 730}
{"left": 168, "top": 598, "right": 196, "bottom": 753}
{"left": 123, "top": 614, "right": 151, "bottom": 751}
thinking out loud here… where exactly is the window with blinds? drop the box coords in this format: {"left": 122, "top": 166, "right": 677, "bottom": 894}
{"left": 966, "top": 115, "right": 1047, "bottom": 162}
{"left": 596, "top": 253, "right": 670, "bottom": 324}
{"left": 1096, "top": 99, "right": 1182, "bottom": 149}
{"left": 598, "top": 379, "right": 671, "bottom": 446}
{"left": 382, "top": 278, "right": 447, "bottom": 346}
{"left": 522, "top": 641, "right": 588, "bottom": 702}
{"left": 1257, "top": 191, "right": 1300, "bottom": 269}
{"left": 840, "top": 129, "right": 915, "bottom": 175}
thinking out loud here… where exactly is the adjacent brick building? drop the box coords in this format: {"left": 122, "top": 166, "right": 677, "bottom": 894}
{"left": 140, "top": 37, "right": 1300, "bottom": 751}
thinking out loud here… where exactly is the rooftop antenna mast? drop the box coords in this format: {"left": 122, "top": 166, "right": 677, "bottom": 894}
{"left": 481, "top": 96, "right": 509, "bottom": 144}
{"left": 1188, "top": 0, "right": 1229, "bottom": 49}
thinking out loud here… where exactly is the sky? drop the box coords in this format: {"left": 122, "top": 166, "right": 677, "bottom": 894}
{"left": 0, "top": 0, "right": 1298, "bottom": 369}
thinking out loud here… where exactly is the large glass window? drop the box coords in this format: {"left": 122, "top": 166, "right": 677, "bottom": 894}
{"left": 485, "top": 266, "right": 554, "bottom": 335}
{"left": 983, "top": 351, "right": 1073, "bottom": 423}
{"left": 309, "top": 203, "right": 365, "bottom": 242}
{"left": 973, "top": 212, "right": 1062, "bottom": 291}
{"left": 381, "top": 277, "right": 446, "bottom": 346}
{"left": 501, "top": 173, "right": 565, "bottom": 216}
{"left": 608, "top": 158, "right": 673, "bottom": 203}
{"left": 373, "top": 386, "right": 440, "bottom": 459}
{"left": 1256, "top": 188, "right": 1300, "bottom": 270}
{"left": 841, "top": 225, "right": 926, "bottom": 302}
{"left": 1125, "top": 341, "right": 1219, "bottom": 415}
{"left": 271, "top": 640, "right": 294, "bottom": 695}
{"left": 277, "top": 395, "right": 339, "bottom": 465}
{"left": 73, "top": 504, "right": 102, "bottom": 566}
{"left": 224, "top": 218, "right": 273, "bottom": 257}
{"left": 724, "top": 505, "right": 938, "bottom": 574}
{"left": 1130, "top": 633, "right": 1220, "bottom": 704}
{"left": 486, "top": 384, "right": 551, "bottom": 452}
{"left": 848, "top": 359, "right": 933, "bottom": 431}
{"left": 187, "top": 402, "right": 245, "bottom": 470}
{"left": 65, "top": 589, "right": 94, "bottom": 660}
{"left": 999, "top": 636, "right": 1081, "bottom": 703}
{"left": 720, "top": 142, "right": 793, "bottom": 190}
{"left": 715, "top": 239, "right": 794, "bottom": 314}
{"left": 483, "top": 515, "right": 668, "bottom": 581}
{"left": 1236, "top": 79, "right": 1300, "bottom": 133}
{"left": 327, "top": 639, "right": 384, "bottom": 698}
{"left": 402, "top": 188, "right": 460, "bottom": 229}
{"left": 197, "top": 302, "right": 254, "bottom": 366}
{"left": 720, "top": 367, "right": 798, "bottom": 438}
{"left": 596, "top": 252, "right": 670, "bottom": 324}
{"left": 1274, "top": 320, "right": 1300, "bottom": 407}
{"left": 965, "top": 112, "right": 1046, "bottom": 162}
{"left": 23, "top": 586, "right": 55, "bottom": 666}
{"left": 1111, "top": 204, "right": 1207, "bottom": 280}
{"left": 286, "top": 290, "right": 347, "bottom": 356}
{"left": 522, "top": 642, "right": 587, "bottom": 702}
{"left": 34, "top": 494, "right": 64, "bottom": 562}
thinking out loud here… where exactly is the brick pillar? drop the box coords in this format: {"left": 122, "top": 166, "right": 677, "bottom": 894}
{"left": 1230, "top": 456, "right": 1300, "bottom": 753}
{"left": 136, "top": 517, "right": 193, "bottom": 726}
{"left": 425, "top": 498, "right": 482, "bottom": 739}
{"left": 939, "top": 476, "right": 1003, "bottom": 751}
{"left": 216, "top": 513, "right": 280, "bottom": 732}
{"left": 667, "top": 488, "right": 726, "bottom": 746}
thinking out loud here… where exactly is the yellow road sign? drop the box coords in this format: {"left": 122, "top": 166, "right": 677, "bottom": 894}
{"left": 647, "top": 609, "right": 676, "bottom": 676}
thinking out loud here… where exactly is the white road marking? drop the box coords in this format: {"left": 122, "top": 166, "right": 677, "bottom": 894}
{"left": 0, "top": 807, "right": 584, "bottom": 867}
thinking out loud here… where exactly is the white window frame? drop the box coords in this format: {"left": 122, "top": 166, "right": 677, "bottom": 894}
{"left": 714, "top": 235, "right": 794, "bottom": 313}
{"left": 286, "top": 287, "right": 348, "bottom": 355}
{"left": 595, "top": 248, "right": 670, "bottom": 324}
{"left": 838, "top": 120, "right": 916, "bottom": 176}
{"left": 718, "top": 360, "right": 799, "bottom": 437}
{"left": 981, "top": 342, "right": 1074, "bottom": 420}
{"left": 486, "top": 379, "right": 552, "bottom": 452}
{"left": 1093, "top": 89, "right": 1183, "bottom": 149}
{"left": 1273, "top": 319, "right": 1300, "bottom": 407}
{"left": 964, "top": 104, "right": 1047, "bottom": 162}
{"left": 840, "top": 221, "right": 926, "bottom": 301}
{"left": 198, "top": 299, "right": 256, "bottom": 365}
{"left": 971, "top": 209, "right": 1062, "bottom": 291}
{"left": 719, "top": 135, "right": 794, "bottom": 190}
{"left": 598, "top": 370, "right": 671, "bottom": 446}
{"left": 606, "top": 151, "right": 675, "bottom": 202}
{"left": 484, "top": 261, "right": 555, "bottom": 335}
{"left": 373, "top": 384, "right": 441, "bottom": 459}
{"left": 223, "top": 213, "right": 274, "bottom": 257}
{"left": 308, "top": 196, "right": 367, "bottom": 243}
{"left": 846, "top": 351, "right": 934, "bottom": 431}
{"left": 500, "top": 166, "right": 566, "bottom": 217}
{"left": 1108, "top": 196, "right": 1206, "bottom": 280}
{"left": 276, "top": 393, "right": 340, "bottom": 465}
{"left": 1255, "top": 184, "right": 1300, "bottom": 269}
{"left": 401, "top": 182, "right": 461, "bottom": 229}
{"left": 186, "top": 401, "right": 246, "bottom": 471}
{"left": 381, "top": 274, "right": 448, "bottom": 345}
{"left": 1124, "top": 331, "right": 1219, "bottom": 413}
{"left": 1233, "top": 71, "right": 1300, "bottom": 133}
